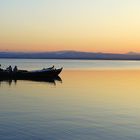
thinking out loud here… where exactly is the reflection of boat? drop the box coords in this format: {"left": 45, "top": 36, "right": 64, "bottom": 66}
{"left": 0, "top": 76, "right": 62, "bottom": 86}
{"left": 0, "top": 67, "right": 63, "bottom": 79}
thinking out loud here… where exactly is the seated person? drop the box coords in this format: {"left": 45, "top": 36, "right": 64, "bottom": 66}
{"left": 6, "top": 65, "right": 12, "bottom": 73}
{"left": 13, "top": 66, "right": 18, "bottom": 73}
{"left": 0, "top": 64, "right": 3, "bottom": 71}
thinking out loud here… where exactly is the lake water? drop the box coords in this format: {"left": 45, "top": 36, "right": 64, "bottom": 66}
{"left": 1, "top": 59, "right": 140, "bottom": 140}
{"left": 1, "top": 59, "right": 140, "bottom": 70}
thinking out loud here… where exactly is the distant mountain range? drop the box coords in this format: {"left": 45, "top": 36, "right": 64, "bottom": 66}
{"left": 0, "top": 51, "right": 140, "bottom": 60}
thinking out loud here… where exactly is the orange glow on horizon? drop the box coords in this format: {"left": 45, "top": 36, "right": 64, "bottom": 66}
{"left": 1, "top": 42, "right": 140, "bottom": 54}
{"left": 1, "top": 1, "right": 140, "bottom": 53}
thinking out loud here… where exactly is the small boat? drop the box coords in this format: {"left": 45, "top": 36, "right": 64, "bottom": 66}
{"left": 0, "top": 67, "right": 63, "bottom": 80}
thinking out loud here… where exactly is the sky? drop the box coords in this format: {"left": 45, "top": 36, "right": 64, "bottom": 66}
{"left": 1, "top": 0, "right": 140, "bottom": 53}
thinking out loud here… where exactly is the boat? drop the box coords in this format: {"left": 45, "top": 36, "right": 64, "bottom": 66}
{"left": 0, "top": 67, "right": 63, "bottom": 80}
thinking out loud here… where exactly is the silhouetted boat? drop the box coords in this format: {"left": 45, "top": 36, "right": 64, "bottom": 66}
{"left": 0, "top": 67, "right": 63, "bottom": 80}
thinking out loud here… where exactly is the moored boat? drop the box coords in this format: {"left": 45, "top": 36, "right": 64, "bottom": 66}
{"left": 0, "top": 67, "right": 63, "bottom": 80}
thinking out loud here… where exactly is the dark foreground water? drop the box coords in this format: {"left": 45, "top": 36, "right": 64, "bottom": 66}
{"left": 1, "top": 59, "right": 140, "bottom": 140}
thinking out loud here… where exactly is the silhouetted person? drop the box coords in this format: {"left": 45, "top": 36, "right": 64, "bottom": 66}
{"left": 13, "top": 66, "right": 18, "bottom": 73}
{"left": 0, "top": 64, "right": 4, "bottom": 71}
{"left": 6, "top": 65, "right": 12, "bottom": 73}
{"left": 0, "top": 64, "right": 2, "bottom": 71}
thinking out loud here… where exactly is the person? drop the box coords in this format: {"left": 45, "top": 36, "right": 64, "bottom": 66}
{"left": 0, "top": 64, "right": 3, "bottom": 71}
{"left": 13, "top": 66, "right": 18, "bottom": 73}
{"left": 6, "top": 65, "right": 12, "bottom": 73}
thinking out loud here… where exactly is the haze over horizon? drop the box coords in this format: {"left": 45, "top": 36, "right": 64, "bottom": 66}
{"left": 1, "top": 0, "right": 140, "bottom": 53}
{"left": 0, "top": 50, "right": 140, "bottom": 55}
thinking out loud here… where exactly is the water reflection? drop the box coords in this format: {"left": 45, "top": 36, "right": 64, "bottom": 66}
{"left": 1, "top": 70, "right": 140, "bottom": 140}
{"left": 0, "top": 76, "right": 62, "bottom": 86}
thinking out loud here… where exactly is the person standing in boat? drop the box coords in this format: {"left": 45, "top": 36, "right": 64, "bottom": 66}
{"left": 13, "top": 66, "right": 18, "bottom": 73}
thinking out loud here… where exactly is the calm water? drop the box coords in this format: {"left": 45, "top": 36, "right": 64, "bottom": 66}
{"left": 1, "top": 59, "right": 140, "bottom": 140}
{"left": 1, "top": 59, "right": 140, "bottom": 70}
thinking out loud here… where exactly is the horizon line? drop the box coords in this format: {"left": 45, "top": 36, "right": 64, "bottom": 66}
{"left": 0, "top": 50, "right": 138, "bottom": 55}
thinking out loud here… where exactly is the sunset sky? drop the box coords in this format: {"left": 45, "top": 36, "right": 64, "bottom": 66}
{"left": 1, "top": 0, "right": 140, "bottom": 53}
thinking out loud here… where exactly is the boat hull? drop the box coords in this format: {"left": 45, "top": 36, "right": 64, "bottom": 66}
{"left": 0, "top": 68, "right": 63, "bottom": 80}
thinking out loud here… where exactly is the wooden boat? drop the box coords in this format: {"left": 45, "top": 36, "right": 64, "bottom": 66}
{"left": 0, "top": 67, "right": 63, "bottom": 80}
